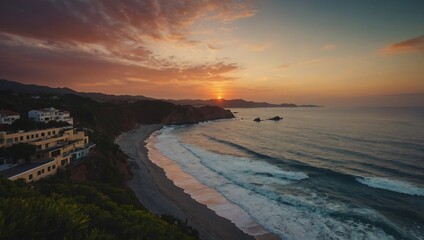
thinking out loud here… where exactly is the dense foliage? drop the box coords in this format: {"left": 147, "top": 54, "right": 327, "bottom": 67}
{"left": 0, "top": 177, "right": 197, "bottom": 239}
{"left": 3, "top": 143, "right": 36, "bottom": 163}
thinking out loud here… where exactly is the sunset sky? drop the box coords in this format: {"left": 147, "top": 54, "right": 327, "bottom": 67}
{"left": 0, "top": 0, "right": 423, "bottom": 106}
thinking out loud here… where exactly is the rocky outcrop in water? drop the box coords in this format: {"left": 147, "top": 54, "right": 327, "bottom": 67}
{"left": 268, "top": 116, "right": 283, "bottom": 121}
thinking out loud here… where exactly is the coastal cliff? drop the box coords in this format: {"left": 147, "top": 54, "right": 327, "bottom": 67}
{"left": 162, "top": 105, "right": 234, "bottom": 125}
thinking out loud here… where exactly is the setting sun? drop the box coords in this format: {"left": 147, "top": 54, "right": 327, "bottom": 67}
{"left": 218, "top": 96, "right": 222, "bottom": 100}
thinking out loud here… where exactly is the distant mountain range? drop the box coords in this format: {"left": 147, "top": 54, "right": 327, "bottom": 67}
{"left": 165, "top": 99, "right": 320, "bottom": 108}
{"left": 0, "top": 79, "right": 152, "bottom": 102}
{"left": 0, "top": 79, "right": 320, "bottom": 108}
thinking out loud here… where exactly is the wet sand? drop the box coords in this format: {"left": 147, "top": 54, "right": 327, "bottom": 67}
{"left": 116, "top": 125, "right": 278, "bottom": 240}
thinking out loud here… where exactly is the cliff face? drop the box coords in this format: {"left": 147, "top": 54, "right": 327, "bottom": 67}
{"left": 161, "top": 105, "right": 234, "bottom": 125}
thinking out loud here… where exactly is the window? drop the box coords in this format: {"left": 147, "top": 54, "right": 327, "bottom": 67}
{"left": 37, "top": 170, "right": 41, "bottom": 176}
{"left": 41, "top": 169, "right": 45, "bottom": 173}
{"left": 52, "top": 131, "right": 56, "bottom": 134}
{"left": 26, "top": 135, "right": 30, "bottom": 140}
{"left": 47, "top": 132, "right": 51, "bottom": 136}
{"left": 31, "top": 134, "right": 34, "bottom": 139}
{"left": 35, "top": 134, "right": 39, "bottom": 138}
{"left": 52, "top": 165, "right": 56, "bottom": 169}
{"left": 14, "top": 137, "right": 18, "bottom": 142}
{"left": 47, "top": 166, "right": 51, "bottom": 171}
{"left": 6, "top": 138, "right": 13, "bottom": 144}
{"left": 61, "top": 159, "right": 66, "bottom": 166}
{"left": 20, "top": 136, "right": 23, "bottom": 141}
{"left": 41, "top": 133, "right": 45, "bottom": 137}
{"left": 28, "top": 174, "right": 33, "bottom": 180}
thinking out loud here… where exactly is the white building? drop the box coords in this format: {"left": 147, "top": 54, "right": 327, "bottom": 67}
{"left": 28, "top": 107, "right": 73, "bottom": 125}
{"left": 0, "top": 109, "right": 20, "bottom": 125}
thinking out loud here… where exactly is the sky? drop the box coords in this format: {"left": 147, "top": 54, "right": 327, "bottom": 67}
{"left": 0, "top": 0, "right": 423, "bottom": 106}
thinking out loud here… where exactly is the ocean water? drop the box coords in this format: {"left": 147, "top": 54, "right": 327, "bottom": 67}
{"left": 147, "top": 107, "right": 424, "bottom": 240}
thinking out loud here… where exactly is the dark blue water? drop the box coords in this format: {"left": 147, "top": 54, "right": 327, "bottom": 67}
{"left": 153, "top": 107, "right": 424, "bottom": 240}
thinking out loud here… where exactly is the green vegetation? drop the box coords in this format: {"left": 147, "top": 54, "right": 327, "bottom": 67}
{"left": 0, "top": 177, "right": 197, "bottom": 239}
{"left": 0, "top": 92, "right": 199, "bottom": 239}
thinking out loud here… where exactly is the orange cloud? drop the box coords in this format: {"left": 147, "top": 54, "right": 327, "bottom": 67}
{"left": 0, "top": 0, "right": 255, "bottom": 45}
{"left": 381, "top": 35, "right": 424, "bottom": 55}
{"left": 0, "top": 43, "right": 239, "bottom": 94}
{"left": 0, "top": 0, "right": 251, "bottom": 95}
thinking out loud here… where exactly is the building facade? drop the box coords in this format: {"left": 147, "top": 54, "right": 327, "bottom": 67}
{"left": 0, "top": 127, "right": 63, "bottom": 148}
{"left": 0, "top": 109, "right": 20, "bottom": 125}
{"left": 4, "top": 155, "right": 71, "bottom": 182}
{"left": 28, "top": 107, "right": 73, "bottom": 125}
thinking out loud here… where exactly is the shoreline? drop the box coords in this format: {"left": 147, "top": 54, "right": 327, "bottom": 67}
{"left": 116, "top": 125, "right": 277, "bottom": 240}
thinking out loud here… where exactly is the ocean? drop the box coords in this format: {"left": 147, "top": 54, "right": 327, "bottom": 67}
{"left": 146, "top": 107, "right": 424, "bottom": 240}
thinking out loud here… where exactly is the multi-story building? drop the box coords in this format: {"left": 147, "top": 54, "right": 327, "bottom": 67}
{"left": 0, "top": 109, "right": 20, "bottom": 125}
{"left": 0, "top": 127, "right": 63, "bottom": 148}
{"left": 0, "top": 126, "right": 95, "bottom": 182}
{"left": 1, "top": 155, "right": 71, "bottom": 182}
{"left": 28, "top": 107, "right": 73, "bottom": 125}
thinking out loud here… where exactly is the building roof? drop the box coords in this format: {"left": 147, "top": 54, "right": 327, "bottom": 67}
{"left": 0, "top": 160, "right": 53, "bottom": 179}
{"left": 33, "top": 107, "right": 57, "bottom": 113}
{"left": 0, "top": 109, "right": 20, "bottom": 117}
{"left": 1, "top": 127, "right": 63, "bottom": 136}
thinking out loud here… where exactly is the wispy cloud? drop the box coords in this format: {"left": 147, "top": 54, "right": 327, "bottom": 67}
{"left": 381, "top": 35, "right": 424, "bottom": 55}
{"left": 0, "top": 0, "right": 255, "bottom": 45}
{"left": 207, "top": 43, "right": 220, "bottom": 52}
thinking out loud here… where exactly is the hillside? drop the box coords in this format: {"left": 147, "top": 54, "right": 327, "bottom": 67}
{"left": 165, "top": 98, "right": 320, "bottom": 108}
{"left": 0, "top": 91, "right": 234, "bottom": 239}
{"left": 0, "top": 79, "right": 152, "bottom": 102}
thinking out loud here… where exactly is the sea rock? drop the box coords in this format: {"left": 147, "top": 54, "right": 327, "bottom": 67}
{"left": 253, "top": 117, "right": 261, "bottom": 122}
{"left": 268, "top": 116, "right": 283, "bottom": 121}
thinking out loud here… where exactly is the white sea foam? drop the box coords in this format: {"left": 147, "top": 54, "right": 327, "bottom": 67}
{"left": 356, "top": 177, "right": 424, "bottom": 196}
{"left": 147, "top": 129, "right": 270, "bottom": 236}
{"left": 150, "top": 128, "right": 399, "bottom": 240}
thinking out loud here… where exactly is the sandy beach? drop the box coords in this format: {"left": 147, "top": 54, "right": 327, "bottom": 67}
{"left": 116, "top": 125, "right": 261, "bottom": 240}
